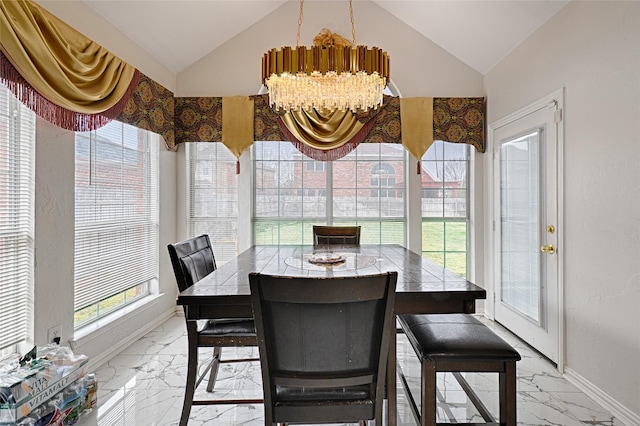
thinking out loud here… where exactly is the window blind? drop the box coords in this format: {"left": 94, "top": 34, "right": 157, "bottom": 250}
{"left": 0, "top": 85, "right": 35, "bottom": 351}
{"left": 186, "top": 142, "right": 238, "bottom": 265}
{"left": 74, "top": 121, "right": 159, "bottom": 313}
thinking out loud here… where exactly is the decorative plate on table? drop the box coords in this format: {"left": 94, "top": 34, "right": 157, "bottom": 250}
{"left": 308, "top": 253, "right": 345, "bottom": 264}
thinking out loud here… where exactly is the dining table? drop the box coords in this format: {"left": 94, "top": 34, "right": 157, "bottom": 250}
{"left": 176, "top": 244, "right": 486, "bottom": 426}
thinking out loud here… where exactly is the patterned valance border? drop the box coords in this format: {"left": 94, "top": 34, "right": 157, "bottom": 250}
{"left": 433, "top": 97, "right": 485, "bottom": 153}
{"left": 173, "top": 94, "right": 484, "bottom": 153}
{"left": 2, "top": 57, "right": 484, "bottom": 154}
{"left": 117, "top": 73, "right": 175, "bottom": 148}
{"left": 172, "top": 94, "right": 404, "bottom": 147}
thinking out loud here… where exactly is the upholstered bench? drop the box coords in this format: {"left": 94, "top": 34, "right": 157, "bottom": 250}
{"left": 397, "top": 314, "right": 521, "bottom": 426}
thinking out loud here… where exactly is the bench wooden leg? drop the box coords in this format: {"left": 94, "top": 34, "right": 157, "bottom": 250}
{"left": 422, "top": 360, "right": 437, "bottom": 426}
{"left": 499, "top": 361, "right": 517, "bottom": 426}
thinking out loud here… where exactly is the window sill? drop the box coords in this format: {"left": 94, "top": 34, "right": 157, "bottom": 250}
{"left": 70, "top": 293, "right": 163, "bottom": 349}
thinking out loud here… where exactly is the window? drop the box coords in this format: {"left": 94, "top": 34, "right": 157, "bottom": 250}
{"left": 0, "top": 85, "right": 35, "bottom": 357}
{"left": 370, "top": 162, "right": 396, "bottom": 197}
{"left": 254, "top": 142, "right": 405, "bottom": 245}
{"left": 74, "top": 121, "right": 159, "bottom": 328}
{"left": 421, "top": 141, "right": 469, "bottom": 277}
{"left": 186, "top": 142, "right": 238, "bottom": 264}
{"left": 306, "top": 162, "right": 325, "bottom": 172}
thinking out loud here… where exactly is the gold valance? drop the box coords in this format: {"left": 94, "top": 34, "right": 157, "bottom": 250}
{"left": 222, "top": 96, "right": 254, "bottom": 159}
{"left": 400, "top": 97, "right": 434, "bottom": 161}
{"left": 280, "top": 108, "right": 364, "bottom": 151}
{"left": 0, "top": 0, "right": 138, "bottom": 129}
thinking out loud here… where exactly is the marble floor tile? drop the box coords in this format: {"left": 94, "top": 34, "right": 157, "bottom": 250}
{"left": 74, "top": 315, "right": 623, "bottom": 426}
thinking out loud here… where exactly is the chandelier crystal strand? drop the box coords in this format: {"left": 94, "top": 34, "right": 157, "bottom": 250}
{"left": 262, "top": 0, "right": 389, "bottom": 113}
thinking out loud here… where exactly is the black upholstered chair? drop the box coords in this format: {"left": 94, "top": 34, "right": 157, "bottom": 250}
{"left": 249, "top": 271, "right": 397, "bottom": 426}
{"left": 312, "top": 225, "right": 361, "bottom": 245}
{"left": 168, "top": 234, "right": 259, "bottom": 426}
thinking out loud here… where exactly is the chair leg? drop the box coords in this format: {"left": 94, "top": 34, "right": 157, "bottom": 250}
{"left": 205, "top": 347, "right": 222, "bottom": 392}
{"left": 422, "top": 361, "right": 437, "bottom": 426}
{"left": 387, "top": 326, "right": 397, "bottom": 426}
{"left": 181, "top": 328, "right": 199, "bottom": 426}
{"left": 375, "top": 395, "right": 383, "bottom": 426}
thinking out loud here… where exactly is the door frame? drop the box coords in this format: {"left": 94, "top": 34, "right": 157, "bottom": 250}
{"left": 485, "top": 88, "right": 565, "bottom": 372}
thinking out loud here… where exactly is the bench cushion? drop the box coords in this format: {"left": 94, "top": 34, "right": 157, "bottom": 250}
{"left": 398, "top": 314, "right": 521, "bottom": 362}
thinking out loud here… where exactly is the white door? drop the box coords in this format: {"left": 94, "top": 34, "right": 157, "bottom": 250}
{"left": 492, "top": 92, "right": 563, "bottom": 365}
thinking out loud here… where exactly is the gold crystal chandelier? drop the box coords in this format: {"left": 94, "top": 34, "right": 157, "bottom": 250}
{"left": 262, "top": 0, "right": 390, "bottom": 113}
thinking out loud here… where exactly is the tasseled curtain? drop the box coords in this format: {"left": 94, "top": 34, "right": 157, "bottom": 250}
{"left": 0, "top": 0, "right": 139, "bottom": 131}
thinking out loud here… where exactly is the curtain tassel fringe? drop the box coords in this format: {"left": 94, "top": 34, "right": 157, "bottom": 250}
{"left": 1, "top": 51, "right": 141, "bottom": 132}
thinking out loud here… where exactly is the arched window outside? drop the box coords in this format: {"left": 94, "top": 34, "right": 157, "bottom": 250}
{"left": 370, "top": 163, "right": 397, "bottom": 198}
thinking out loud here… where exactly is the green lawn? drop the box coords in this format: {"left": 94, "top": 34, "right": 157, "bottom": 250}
{"left": 254, "top": 219, "right": 467, "bottom": 277}
{"left": 74, "top": 286, "right": 145, "bottom": 328}
{"left": 422, "top": 220, "right": 467, "bottom": 278}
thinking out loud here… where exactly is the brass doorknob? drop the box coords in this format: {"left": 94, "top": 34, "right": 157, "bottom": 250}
{"left": 540, "top": 244, "right": 556, "bottom": 254}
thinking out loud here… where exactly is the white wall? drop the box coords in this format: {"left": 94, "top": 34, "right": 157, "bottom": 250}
{"left": 484, "top": 1, "right": 640, "bottom": 420}
{"left": 34, "top": 119, "right": 75, "bottom": 346}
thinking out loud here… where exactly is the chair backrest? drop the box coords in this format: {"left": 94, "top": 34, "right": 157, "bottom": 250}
{"left": 313, "top": 225, "right": 361, "bottom": 245}
{"left": 249, "top": 271, "right": 397, "bottom": 424}
{"left": 167, "top": 234, "right": 217, "bottom": 292}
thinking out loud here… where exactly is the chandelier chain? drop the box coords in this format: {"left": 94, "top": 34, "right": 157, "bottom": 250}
{"left": 349, "top": 0, "right": 356, "bottom": 46}
{"left": 296, "top": 0, "right": 304, "bottom": 47}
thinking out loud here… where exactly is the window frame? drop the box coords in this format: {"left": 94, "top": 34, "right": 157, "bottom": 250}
{"left": 185, "top": 142, "right": 239, "bottom": 265}
{"left": 420, "top": 141, "right": 471, "bottom": 278}
{"left": 252, "top": 141, "right": 407, "bottom": 245}
{"left": 73, "top": 121, "right": 159, "bottom": 329}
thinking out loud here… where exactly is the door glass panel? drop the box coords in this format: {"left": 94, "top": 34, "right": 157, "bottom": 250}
{"left": 500, "top": 130, "right": 540, "bottom": 323}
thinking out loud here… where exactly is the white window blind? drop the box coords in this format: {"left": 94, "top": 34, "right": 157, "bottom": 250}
{"left": 0, "top": 85, "right": 35, "bottom": 352}
{"left": 74, "top": 121, "right": 159, "bottom": 315}
{"left": 186, "top": 142, "right": 238, "bottom": 264}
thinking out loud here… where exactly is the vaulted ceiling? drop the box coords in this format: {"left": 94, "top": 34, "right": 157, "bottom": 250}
{"left": 77, "top": 0, "right": 569, "bottom": 75}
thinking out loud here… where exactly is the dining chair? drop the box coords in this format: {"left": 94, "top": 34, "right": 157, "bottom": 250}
{"left": 168, "top": 234, "right": 259, "bottom": 426}
{"left": 249, "top": 271, "right": 397, "bottom": 426}
{"left": 312, "top": 225, "right": 361, "bottom": 245}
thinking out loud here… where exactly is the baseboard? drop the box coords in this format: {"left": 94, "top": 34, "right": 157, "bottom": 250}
{"left": 83, "top": 308, "right": 177, "bottom": 372}
{"left": 563, "top": 367, "right": 639, "bottom": 426}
